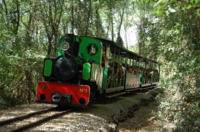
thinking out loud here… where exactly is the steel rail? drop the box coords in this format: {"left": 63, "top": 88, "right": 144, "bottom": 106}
{"left": 0, "top": 107, "right": 57, "bottom": 126}
{"left": 11, "top": 109, "right": 72, "bottom": 132}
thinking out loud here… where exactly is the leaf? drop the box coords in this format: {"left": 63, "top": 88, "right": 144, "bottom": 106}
{"left": 156, "top": 11, "right": 163, "bottom": 17}
{"left": 172, "top": 0, "right": 177, "bottom": 2}
{"left": 196, "top": 9, "right": 200, "bottom": 14}
{"left": 186, "top": 4, "right": 192, "bottom": 9}
{"left": 154, "top": 0, "right": 165, "bottom": 7}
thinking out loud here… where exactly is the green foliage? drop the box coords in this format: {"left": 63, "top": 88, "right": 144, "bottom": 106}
{"left": 0, "top": 28, "right": 45, "bottom": 106}
{"left": 159, "top": 54, "right": 200, "bottom": 131}
{"left": 0, "top": 1, "right": 199, "bottom": 131}
{"left": 139, "top": 0, "right": 200, "bottom": 131}
{"left": 0, "top": 0, "right": 132, "bottom": 107}
{"left": 0, "top": 0, "right": 46, "bottom": 107}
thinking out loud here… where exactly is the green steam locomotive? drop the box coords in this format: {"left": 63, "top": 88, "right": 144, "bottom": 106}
{"left": 36, "top": 34, "right": 160, "bottom": 107}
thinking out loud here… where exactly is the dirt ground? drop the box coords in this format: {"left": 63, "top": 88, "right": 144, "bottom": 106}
{"left": 117, "top": 101, "right": 161, "bottom": 132}
{"left": 0, "top": 89, "right": 170, "bottom": 132}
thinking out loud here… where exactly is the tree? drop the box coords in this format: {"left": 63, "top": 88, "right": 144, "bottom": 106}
{"left": 39, "top": 0, "right": 65, "bottom": 56}
{"left": 151, "top": 0, "right": 200, "bottom": 130}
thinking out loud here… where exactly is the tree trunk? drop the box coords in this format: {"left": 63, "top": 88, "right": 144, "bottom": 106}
{"left": 71, "top": 0, "right": 74, "bottom": 34}
{"left": 15, "top": 0, "right": 20, "bottom": 35}
{"left": 95, "top": 3, "right": 100, "bottom": 36}
{"left": 39, "top": 0, "right": 64, "bottom": 56}
{"left": 117, "top": 8, "right": 125, "bottom": 37}
{"left": 84, "top": 0, "right": 92, "bottom": 36}
{"left": 110, "top": 8, "right": 114, "bottom": 41}
{"left": 77, "top": 0, "right": 82, "bottom": 35}
{"left": 2, "top": 0, "right": 8, "bottom": 15}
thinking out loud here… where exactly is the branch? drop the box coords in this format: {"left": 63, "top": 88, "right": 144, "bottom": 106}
{"left": 2, "top": 0, "right": 8, "bottom": 15}
{"left": 15, "top": 0, "right": 20, "bottom": 35}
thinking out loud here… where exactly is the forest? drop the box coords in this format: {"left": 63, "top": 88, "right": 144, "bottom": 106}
{"left": 0, "top": 0, "right": 199, "bottom": 131}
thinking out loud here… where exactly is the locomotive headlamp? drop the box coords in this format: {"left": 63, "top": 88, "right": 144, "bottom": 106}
{"left": 61, "top": 42, "right": 70, "bottom": 52}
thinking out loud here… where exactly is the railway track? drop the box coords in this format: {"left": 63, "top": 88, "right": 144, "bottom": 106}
{"left": 0, "top": 107, "right": 72, "bottom": 132}
{"left": 0, "top": 85, "right": 157, "bottom": 131}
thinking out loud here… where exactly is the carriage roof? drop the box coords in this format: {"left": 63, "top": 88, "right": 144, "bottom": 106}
{"left": 93, "top": 37, "right": 159, "bottom": 64}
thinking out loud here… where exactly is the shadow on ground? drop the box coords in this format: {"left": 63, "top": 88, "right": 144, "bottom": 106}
{"left": 117, "top": 100, "right": 160, "bottom": 132}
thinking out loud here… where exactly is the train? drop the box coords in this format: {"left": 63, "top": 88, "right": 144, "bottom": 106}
{"left": 36, "top": 34, "right": 160, "bottom": 107}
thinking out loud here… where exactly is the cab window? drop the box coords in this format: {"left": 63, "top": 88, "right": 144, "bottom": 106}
{"left": 87, "top": 44, "right": 98, "bottom": 55}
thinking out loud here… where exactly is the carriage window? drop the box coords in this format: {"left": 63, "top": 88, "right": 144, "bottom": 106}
{"left": 87, "top": 44, "right": 98, "bottom": 55}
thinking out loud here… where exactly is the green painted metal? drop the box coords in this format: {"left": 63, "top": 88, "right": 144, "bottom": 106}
{"left": 102, "top": 68, "right": 108, "bottom": 90}
{"left": 82, "top": 63, "right": 91, "bottom": 80}
{"left": 44, "top": 60, "right": 52, "bottom": 76}
{"left": 139, "top": 73, "right": 143, "bottom": 85}
{"left": 78, "top": 37, "right": 102, "bottom": 63}
{"left": 58, "top": 36, "right": 66, "bottom": 56}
